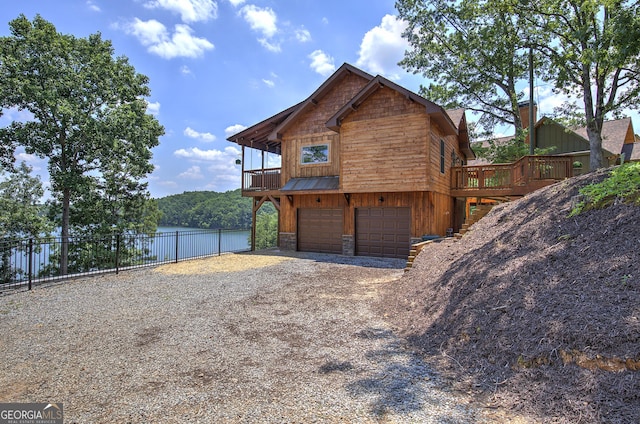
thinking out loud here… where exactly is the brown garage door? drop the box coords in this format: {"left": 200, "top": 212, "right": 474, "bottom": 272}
{"left": 298, "top": 208, "right": 343, "bottom": 254}
{"left": 356, "top": 207, "right": 411, "bottom": 258}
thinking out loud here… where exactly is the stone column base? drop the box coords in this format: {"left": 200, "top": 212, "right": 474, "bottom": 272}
{"left": 279, "top": 232, "right": 296, "bottom": 251}
{"left": 342, "top": 235, "right": 355, "bottom": 256}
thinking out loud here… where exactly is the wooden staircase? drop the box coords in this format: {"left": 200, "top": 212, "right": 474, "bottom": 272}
{"left": 454, "top": 204, "right": 494, "bottom": 239}
{"left": 404, "top": 203, "right": 496, "bottom": 272}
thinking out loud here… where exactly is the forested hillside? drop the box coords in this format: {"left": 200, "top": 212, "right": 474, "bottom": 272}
{"left": 156, "top": 189, "right": 275, "bottom": 230}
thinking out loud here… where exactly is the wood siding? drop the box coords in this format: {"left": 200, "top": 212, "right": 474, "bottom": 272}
{"left": 428, "top": 124, "right": 461, "bottom": 195}
{"left": 340, "top": 87, "right": 430, "bottom": 192}
{"left": 537, "top": 120, "right": 590, "bottom": 154}
{"left": 280, "top": 72, "right": 369, "bottom": 182}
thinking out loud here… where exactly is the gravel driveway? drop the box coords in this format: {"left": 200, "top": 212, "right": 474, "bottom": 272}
{"left": 0, "top": 251, "right": 488, "bottom": 423}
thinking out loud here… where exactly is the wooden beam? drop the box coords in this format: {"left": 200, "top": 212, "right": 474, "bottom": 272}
{"left": 268, "top": 195, "right": 280, "bottom": 211}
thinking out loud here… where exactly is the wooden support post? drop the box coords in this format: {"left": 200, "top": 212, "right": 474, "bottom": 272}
{"left": 251, "top": 198, "right": 258, "bottom": 251}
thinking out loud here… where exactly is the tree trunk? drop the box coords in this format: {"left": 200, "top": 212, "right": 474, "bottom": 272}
{"left": 60, "top": 187, "right": 70, "bottom": 275}
{"left": 587, "top": 125, "right": 604, "bottom": 171}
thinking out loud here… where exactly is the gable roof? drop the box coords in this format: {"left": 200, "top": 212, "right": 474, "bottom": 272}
{"left": 446, "top": 108, "right": 474, "bottom": 159}
{"left": 226, "top": 102, "right": 302, "bottom": 153}
{"left": 268, "top": 63, "right": 374, "bottom": 141}
{"left": 325, "top": 74, "right": 458, "bottom": 137}
{"left": 226, "top": 63, "right": 373, "bottom": 151}
{"left": 573, "top": 117, "right": 633, "bottom": 158}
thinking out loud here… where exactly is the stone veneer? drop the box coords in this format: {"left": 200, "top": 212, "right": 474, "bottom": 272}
{"left": 342, "top": 235, "right": 355, "bottom": 256}
{"left": 279, "top": 232, "right": 297, "bottom": 251}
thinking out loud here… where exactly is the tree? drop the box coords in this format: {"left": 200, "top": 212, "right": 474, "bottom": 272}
{"left": 517, "top": 0, "right": 640, "bottom": 170}
{"left": 254, "top": 209, "right": 278, "bottom": 250}
{"left": 0, "top": 15, "right": 164, "bottom": 274}
{"left": 0, "top": 162, "right": 54, "bottom": 283}
{"left": 397, "top": 0, "right": 539, "bottom": 138}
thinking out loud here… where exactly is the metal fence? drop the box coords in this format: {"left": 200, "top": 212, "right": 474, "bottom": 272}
{"left": 0, "top": 229, "right": 251, "bottom": 292}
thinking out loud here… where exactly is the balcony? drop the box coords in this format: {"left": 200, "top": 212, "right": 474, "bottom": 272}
{"left": 242, "top": 168, "right": 282, "bottom": 193}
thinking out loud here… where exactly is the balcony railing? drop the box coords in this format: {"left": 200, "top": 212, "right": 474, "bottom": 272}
{"left": 242, "top": 168, "right": 282, "bottom": 192}
{"left": 451, "top": 155, "right": 574, "bottom": 196}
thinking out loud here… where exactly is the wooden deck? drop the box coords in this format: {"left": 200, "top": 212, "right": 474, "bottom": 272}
{"left": 451, "top": 155, "right": 574, "bottom": 198}
{"left": 242, "top": 156, "right": 574, "bottom": 199}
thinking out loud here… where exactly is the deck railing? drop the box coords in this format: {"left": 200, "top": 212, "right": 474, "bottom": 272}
{"left": 451, "top": 155, "right": 573, "bottom": 194}
{"left": 243, "top": 168, "right": 282, "bottom": 192}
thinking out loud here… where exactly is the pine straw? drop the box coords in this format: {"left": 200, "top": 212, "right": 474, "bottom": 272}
{"left": 153, "top": 252, "right": 293, "bottom": 275}
{"left": 378, "top": 168, "right": 640, "bottom": 423}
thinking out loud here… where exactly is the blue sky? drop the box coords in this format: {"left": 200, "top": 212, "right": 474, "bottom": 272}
{"left": 1, "top": 0, "right": 638, "bottom": 199}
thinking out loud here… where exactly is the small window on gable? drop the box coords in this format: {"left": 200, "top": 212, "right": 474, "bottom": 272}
{"left": 440, "top": 140, "right": 445, "bottom": 173}
{"left": 301, "top": 144, "right": 330, "bottom": 165}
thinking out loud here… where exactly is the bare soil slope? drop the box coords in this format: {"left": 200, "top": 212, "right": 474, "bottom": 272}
{"left": 379, "top": 169, "right": 640, "bottom": 423}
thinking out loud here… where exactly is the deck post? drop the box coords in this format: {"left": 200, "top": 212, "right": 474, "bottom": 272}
{"left": 251, "top": 198, "right": 257, "bottom": 251}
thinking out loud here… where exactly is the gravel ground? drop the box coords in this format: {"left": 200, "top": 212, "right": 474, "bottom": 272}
{"left": 0, "top": 250, "right": 490, "bottom": 423}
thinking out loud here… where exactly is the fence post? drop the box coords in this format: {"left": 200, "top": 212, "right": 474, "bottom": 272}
{"left": 28, "top": 238, "right": 33, "bottom": 291}
{"left": 175, "top": 231, "right": 179, "bottom": 263}
{"left": 218, "top": 228, "right": 222, "bottom": 256}
{"left": 115, "top": 234, "right": 120, "bottom": 275}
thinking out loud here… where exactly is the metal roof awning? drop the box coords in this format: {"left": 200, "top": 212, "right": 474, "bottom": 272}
{"left": 281, "top": 176, "right": 340, "bottom": 192}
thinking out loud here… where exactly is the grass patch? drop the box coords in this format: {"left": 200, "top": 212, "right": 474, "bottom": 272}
{"left": 570, "top": 163, "right": 640, "bottom": 216}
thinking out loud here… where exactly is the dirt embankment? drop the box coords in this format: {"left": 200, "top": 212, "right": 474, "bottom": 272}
{"left": 379, "top": 169, "right": 640, "bottom": 423}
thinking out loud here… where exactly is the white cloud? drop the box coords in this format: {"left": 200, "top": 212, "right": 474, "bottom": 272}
{"left": 228, "top": 0, "right": 245, "bottom": 7}
{"left": 180, "top": 65, "right": 192, "bottom": 75}
{"left": 144, "top": 0, "right": 218, "bottom": 23}
{"left": 240, "top": 4, "right": 280, "bottom": 51}
{"left": 179, "top": 165, "right": 204, "bottom": 179}
{"left": 184, "top": 127, "right": 216, "bottom": 142}
{"left": 86, "top": 1, "right": 101, "bottom": 12}
{"left": 262, "top": 79, "right": 275, "bottom": 88}
{"left": 356, "top": 14, "right": 409, "bottom": 80}
{"left": 174, "top": 146, "right": 239, "bottom": 161}
{"left": 295, "top": 27, "right": 311, "bottom": 43}
{"left": 225, "top": 124, "right": 247, "bottom": 137}
{"left": 146, "top": 101, "right": 161, "bottom": 116}
{"left": 122, "top": 19, "right": 214, "bottom": 59}
{"left": 258, "top": 38, "right": 281, "bottom": 53}
{"left": 308, "top": 50, "right": 335, "bottom": 76}
{"left": 240, "top": 5, "right": 277, "bottom": 37}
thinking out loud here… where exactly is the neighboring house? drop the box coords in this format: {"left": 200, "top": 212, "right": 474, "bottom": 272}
{"left": 227, "top": 63, "right": 474, "bottom": 259}
{"left": 470, "top": 104, "right": 639, "bottom": 172}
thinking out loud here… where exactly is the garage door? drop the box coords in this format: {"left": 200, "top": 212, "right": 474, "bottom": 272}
{"left": 298, "top": 208, "right": 343, "bottom": 254}
{"left": 356, "top": 207, "right": 411, "bottom": 258}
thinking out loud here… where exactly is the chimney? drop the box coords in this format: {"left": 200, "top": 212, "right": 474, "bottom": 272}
{"left": 518, "top": 101, "right": 537, "bottom": 144}
{"left": 518, "top": 101, "right": 537, "bottom": 130}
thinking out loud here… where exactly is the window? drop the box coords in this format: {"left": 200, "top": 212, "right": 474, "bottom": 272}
{"left": 301, "top": 144, "right": 329, "bottom": 164}
{"left": 440, "top": 140, "right": 445, "bottom": 173}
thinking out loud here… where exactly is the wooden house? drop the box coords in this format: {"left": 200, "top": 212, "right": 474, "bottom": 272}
{"left": 227, "top": 63, "right": 474, "bottom": 258}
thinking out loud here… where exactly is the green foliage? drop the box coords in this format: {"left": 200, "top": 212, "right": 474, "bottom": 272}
{"left": 156, "top": 189, "right": 253, "bottom": 229}
{"left": 255, "top": 211, "right": 278, "bottom": 250}
{"left": 397, "top": 0, "right": 540, "bottom": 136}
{"left": 0, "top": 15, "right": 164, "bottom": 274}
{"left": 570, "top": 163, "right": 640, "bottom": 216}
{"left": 516, "top": 0, "right": 640, "bottom": 170}
{"left": 474, "top": 136, "right": 556, "bottom": 164}
{"left": 0, "top": 162, "right": 54, "bottom": 283}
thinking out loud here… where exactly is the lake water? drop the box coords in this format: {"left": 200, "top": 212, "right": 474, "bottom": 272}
{"left": 154, "top": 227, "right": 251, "bottom": 260}
{"left": 4, "top": 227, "right": 251, "bottom": 287}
